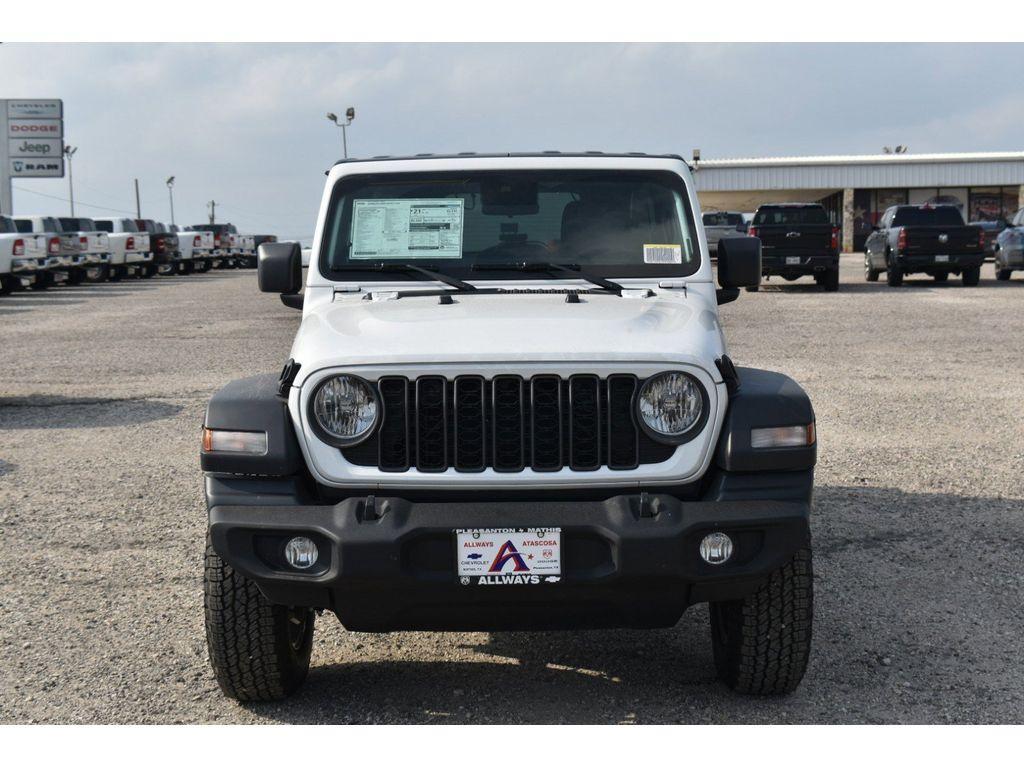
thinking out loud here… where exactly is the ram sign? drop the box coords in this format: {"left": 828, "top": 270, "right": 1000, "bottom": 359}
{"left": 9, "top": 157, "right": 64, "bottom": 178}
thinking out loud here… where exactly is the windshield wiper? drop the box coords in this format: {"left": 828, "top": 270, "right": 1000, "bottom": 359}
{"left": 332, "top": 262, "right": 477, "bottom": 292}
{"left": 472, "top": 262, "right": 625, "bottom": 295}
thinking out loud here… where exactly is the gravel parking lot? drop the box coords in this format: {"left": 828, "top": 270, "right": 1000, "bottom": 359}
{"left": 1, "top": 257, "right": 1022, "bottom": 724}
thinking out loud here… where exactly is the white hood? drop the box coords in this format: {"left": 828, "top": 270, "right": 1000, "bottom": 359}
{"left": 290, "top": 286, "right": 726, "bottom": 382}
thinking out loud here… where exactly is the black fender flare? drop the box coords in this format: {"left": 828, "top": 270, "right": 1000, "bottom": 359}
{"left": 715, "top": 367, "right": 816, "bottom": 473}
{"left": 201, "top": 373, "right": 303, "bottom": 476}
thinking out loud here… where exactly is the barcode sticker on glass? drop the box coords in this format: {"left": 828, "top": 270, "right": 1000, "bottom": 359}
{"left": 643, "top": 244, "right": 682, "bottom": 264}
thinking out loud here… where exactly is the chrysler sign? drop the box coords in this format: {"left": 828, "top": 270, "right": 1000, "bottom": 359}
{"left": 7, "top": 100, "right": 63, "bottom": 119}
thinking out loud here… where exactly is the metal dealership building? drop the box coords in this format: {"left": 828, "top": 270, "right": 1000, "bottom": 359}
{"left": 692, "top": 151, "right": 1024, "bottom": 252}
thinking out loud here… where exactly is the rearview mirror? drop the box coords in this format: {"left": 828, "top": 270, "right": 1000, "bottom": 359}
{"left": 717, "top": 236, "right": 762, "bottom": 289}
{"left": 258, "top": 242, "right": 303, "bottom": 308}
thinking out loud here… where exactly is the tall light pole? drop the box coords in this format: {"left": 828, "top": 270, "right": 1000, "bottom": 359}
{"left": 166, "top": 176, "right": 176, "bottom": 226}
{"left": 326, "top": 107, "right": 356, "bottom": 158}
{"left": 63, "top": 144, "right": 78, "bottom": 215}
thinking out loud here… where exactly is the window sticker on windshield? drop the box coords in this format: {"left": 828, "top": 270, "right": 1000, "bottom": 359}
{"left": 643, "top": 244, "right": 682, "bottom": 264}
{"left": 351, "top": 199, "right": 464, "bottom": 260}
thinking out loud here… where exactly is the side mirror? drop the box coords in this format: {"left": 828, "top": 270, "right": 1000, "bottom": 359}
{"left": 718, "top": 235, "right": 761, "bottom": 288}
{"left": 258, "top": 241, "right": 303, "bottom": 309}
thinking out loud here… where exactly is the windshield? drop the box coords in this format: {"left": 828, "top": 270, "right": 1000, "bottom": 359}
{"left": 320, "top": 170, "right": 700, "bottom": 280}
{"left": 891, "top": 206, "right": 965, "bottom": 226}
{"left": 753, "top": 207, "right": 829, "bottom": 225}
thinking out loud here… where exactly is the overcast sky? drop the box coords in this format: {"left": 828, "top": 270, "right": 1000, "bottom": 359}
{"left": 5, "top": 43, "right": 1023, "bottom": 241}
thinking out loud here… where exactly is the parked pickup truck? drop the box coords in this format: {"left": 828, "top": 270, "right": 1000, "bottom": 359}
{"left": 864, "top": 204, "right": 984, "bottom": 287}
{"left": 1, "top": 214, "right": 51, "bottom": 293}
{"left": 171, "top": 224, "right": 215, "bottom": 273}
{"left": 134, "top": 219, "right": 179, "bottom": 275}
{"left": 58, "top": 217, "right": 112, "bottom": 282}
{"left": 185, "top": 223, "right": 238, "bottom": 268}
{"left": 93, "top": 217, "right": 153, "bottom": 280}
{"left": 13, "top": 215, "right": 89, "bottom": 287}
{"left": 200, "top": 152, "right": 817, "bottom": 702}
{"left": 747, "top": 204, "right": 840, "bottom": 291}
{"left": 702, "top": 211, "right": 746, "bottom": 256}
{"left": 993, "top": 207, "right": 1024, "bottom": 281}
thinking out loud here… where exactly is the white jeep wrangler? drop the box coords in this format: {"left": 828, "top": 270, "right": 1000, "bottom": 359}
{"left": 200, "top": 152, "right": 816, "bottom": 701}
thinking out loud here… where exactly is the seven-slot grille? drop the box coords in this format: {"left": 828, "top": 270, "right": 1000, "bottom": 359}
{"left": 341, "top": 374, "right": 675, "bottom": 473}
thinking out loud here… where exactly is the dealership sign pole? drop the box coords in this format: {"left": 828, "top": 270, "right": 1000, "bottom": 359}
{"left": 1, "top": 99, "right": 65, "bottom": 215}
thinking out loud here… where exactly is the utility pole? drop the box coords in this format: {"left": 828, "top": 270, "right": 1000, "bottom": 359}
{"left": 208, "top": 200, "right": 216, "bottom": 225}
{"left": 64, "top": 144, "right": 78, "bottom": 216}
{"left": 134, "top": 178, "right": 141, "bottom": 218}
{"left": 166, "top": 176, "right": 175, "bottom": 226}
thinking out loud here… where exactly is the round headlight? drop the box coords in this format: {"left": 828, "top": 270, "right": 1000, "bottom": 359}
{"left": 311, "top": 375, "right": 379, "bottom": 445}
{"left": 637, "top": 372, "right": 707, "bottom": 442}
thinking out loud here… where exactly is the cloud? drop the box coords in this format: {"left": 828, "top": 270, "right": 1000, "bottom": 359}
{"left": 4, "top": 43, "right": 1022, "bottom": 240}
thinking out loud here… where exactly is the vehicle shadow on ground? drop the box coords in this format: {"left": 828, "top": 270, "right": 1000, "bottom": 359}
{"left": 0, "top": 395, "right": 182, "bottom": 429}
{"left": 240, "top": 484, "right": 1024, "bottom": 724}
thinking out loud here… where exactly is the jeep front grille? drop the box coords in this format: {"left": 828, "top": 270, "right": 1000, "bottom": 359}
{"left": 341, "top": 374, "right": 675, "bottom": 473}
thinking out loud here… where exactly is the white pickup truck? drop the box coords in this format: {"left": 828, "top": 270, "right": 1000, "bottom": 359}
{"left": 170, "top": 224, "right": 215, "bottom": 273}
{"left": 1, "top": 214, "right": 52, "bottom": 293}
{"left": 93, "top": 217, "right": 153, "bottom": 280}
{"left": 13, "top": 215, "right": 89, "bottom": 286}
{"left": 58, "top": 217, "right": 112, "bottom": 281}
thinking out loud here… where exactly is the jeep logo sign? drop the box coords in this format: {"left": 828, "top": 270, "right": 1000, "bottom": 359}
{"left": 8, "top": 138, "right": 61, "bottom": 158}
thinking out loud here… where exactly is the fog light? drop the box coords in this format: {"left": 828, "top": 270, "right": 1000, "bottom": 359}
{"left": 284, "top": 536, "right": 318, "bottom": 569}
{"left": 699, "top": 532, "right": 733, "bottom": 565}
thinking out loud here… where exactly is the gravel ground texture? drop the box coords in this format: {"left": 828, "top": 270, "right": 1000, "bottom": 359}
{"left": 1, "top": 257, "right": 1022, "bottom": 724}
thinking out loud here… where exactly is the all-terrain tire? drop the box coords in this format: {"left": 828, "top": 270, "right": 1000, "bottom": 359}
{"left": 710, "top": 546, "right": 813, "bottom": 695}
{"left": 995, "top": 266, "right": 1011, "bottom": 281}
{"left": 204, "top": 537, "right": 314, "bottom": 701}
{"left": 962, "top": 265, "right": 980, "bottom": 287}
{"left": 933, "top": 271, "right": 949, "bottom": 283}
{"left": 745, "top": 285, "right": 760, "bottom": 292}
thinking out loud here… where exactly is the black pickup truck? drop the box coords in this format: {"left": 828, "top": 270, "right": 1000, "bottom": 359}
{"left": 135, "top": 219, "right": 180, "bottom": 276}
{"left": 864, "top": 205, "right": 984, "bottom": 287}
{"left": 747, "top": 204, "right": 840, "bottom": 291}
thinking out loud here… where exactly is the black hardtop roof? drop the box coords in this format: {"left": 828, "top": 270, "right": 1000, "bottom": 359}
{"left": 330, "top": 151, "right": 687, "bottom": 169}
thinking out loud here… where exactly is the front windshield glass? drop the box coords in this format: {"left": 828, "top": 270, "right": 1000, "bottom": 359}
{"left": 320, "top": 170, "right": 700, "bottom": 280}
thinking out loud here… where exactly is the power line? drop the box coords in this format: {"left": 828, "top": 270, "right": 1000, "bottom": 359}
{"left": 12, "top": 184, "right": 135, "bottom": 215}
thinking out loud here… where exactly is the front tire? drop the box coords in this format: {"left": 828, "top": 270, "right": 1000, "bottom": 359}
{"left": 204, "top": 538, "right": 314, "bottom": 701}
{"left": 962, "top": 265, "right": 980, "bottom": 287}
{"left": 821, "top": 267, "right": 839, "bottom": 292}
{"left": 710, "top": 547, "right": 813, "bottom": 695}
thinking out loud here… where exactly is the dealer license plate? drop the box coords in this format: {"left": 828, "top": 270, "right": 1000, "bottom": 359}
{"left": 455, "top": 527, "right": 561, "bottom": 586}
{"left": 935, "top": 254, "right": 950, "bottom": 263}
{"left": 786, "top": 256, "right": 801, "bottom": 265}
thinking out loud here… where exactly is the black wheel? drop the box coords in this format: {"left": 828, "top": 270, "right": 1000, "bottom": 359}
{"left": 180, "top": 260, "right": 195, "bottom": 275}
{"left": 67, "top": 268, "right": 85, "bottom": 286}
{"left": 822, "top": 267, "right": 839, "bottom": 292}
{"left": 885, "top": 254, "right": 903, "bottom": 287}
{"left": 0, "top": 275, "right": 15, "bottom": 295}
{"left": 139, "top": 264, "right": 155, "bottom": 279}
{"left": 933, "top": 271, "right": 949, "bottom": 283}
{"left": 745, "top": 285, "right": 760, "bottom": 293}
{"left": 996, "top": 263, "right": 1011, "bottom": 281}
{"left": 710, "top": 546, "right": 813, "bottom": 695}
{"left": 31, "top": 272, "right": 54, "bottom": 291}
{"left": 864, "top": 255, "right": 880, "bottom": 282}
{"left": 109, "top": 265, "right": 124, "bottom": 282}
{"left": 204, "top": 537, "right": 314, "bottom": 701}
{"left": 962, "top": 265, "right": 980, "bottom": 287}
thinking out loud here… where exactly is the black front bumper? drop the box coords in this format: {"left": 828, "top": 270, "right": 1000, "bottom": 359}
{"left": 761, "top": 252, "right": 838, "bottom": 277}
{"left": 208, "top": 483, "right": 810, "bottom": 632}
